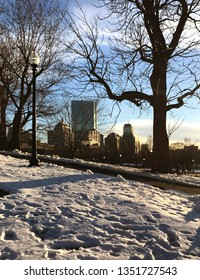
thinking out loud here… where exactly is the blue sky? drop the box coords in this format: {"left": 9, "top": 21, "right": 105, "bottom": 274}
{"left": 69, "top": 0, "right": 200, "bottom": 146}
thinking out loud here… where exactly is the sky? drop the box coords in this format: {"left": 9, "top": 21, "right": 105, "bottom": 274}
{"left": 69, "top": 0, "right": 200, "bottom": 147}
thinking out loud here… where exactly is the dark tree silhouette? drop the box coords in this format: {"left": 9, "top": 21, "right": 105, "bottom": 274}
{"left": 0, "top": 0, "right": 69, "bottom": 150}
{"left": 65, "top": 1, "right": 200, "bottom": 172}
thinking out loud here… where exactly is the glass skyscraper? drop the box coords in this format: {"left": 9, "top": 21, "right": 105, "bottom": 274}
{"left": 71, "top": 100, "right": 98, "bottom": 132}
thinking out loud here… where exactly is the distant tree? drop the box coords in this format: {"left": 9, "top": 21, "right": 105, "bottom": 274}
{"left": 167, "top": 114, "right": 184, "bottom": 139}
{"left": 184, "top": 137, "right": 192, "bottom": 146}
{"left": 0, "top": 0, "right": 69, "bottom": 150}
{"left": 170, "top": 142, "right": 185, "bottom": 150}
{"left": 146, "top": 135, "right": 153, "bottom": 152}
{"left": 64, "top": 0, "right": 200, "bottom": 173}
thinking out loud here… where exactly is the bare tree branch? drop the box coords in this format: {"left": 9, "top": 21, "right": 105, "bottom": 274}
{"left": 167, "top": 83, "right": 200, "bottom": 111}
{"left": 65, "top": 0, "right": 200, "bottom": 172}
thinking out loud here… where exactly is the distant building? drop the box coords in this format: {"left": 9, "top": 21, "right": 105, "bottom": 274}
{"left": 81, "top": 129, "right": 101, "bottom": 146}
{"left": 184, "top": 145, "right": 198, "bottom": 153}
{"left": 123, "top": 123, "right": 134, "bottom": 135}
{"left": 170, "top": 144, "right": 200, "bottom": 168}
{"left": 8, "top": 128, "right": 33, "bottom": 147}
{"left": 71, "top": 100, "right": 102, "bottom": 146}
{"left": 71, "top": 100, "right": 98, "bottom": 132}
{"left": 48, "top": 121, "right": 72, "bottom": 156}
{"left": 120, "top": 123, "right": 138, "bottom": 163}
{"left": 20, "top": 131, "right": 32, "bottom": 146}
{"left": 105, "top": 132, "right": 121, "bottom": 163}
{"left": 104, "top": 123, "right": 141, "bottom": 164}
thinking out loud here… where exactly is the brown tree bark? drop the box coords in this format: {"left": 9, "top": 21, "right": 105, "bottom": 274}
{"left": 152, "top": 96, "right": 170, "bottom": 172}
{"left": 0, "top": 92, "right": 8, "bottom": 149}
{"left": 150, "top": 54, "right": 171, "bottom": 172}
{"left": 9, "top": 109, "right": 22, "bottom": 151}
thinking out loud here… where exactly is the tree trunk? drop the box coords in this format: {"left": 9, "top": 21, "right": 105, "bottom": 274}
{"left": 152, "top": 95, "right": 171, "bottom": 173}
{"left": 9, "top": 109, "right": 22, "bottom": 151}
{"left": 150, "top": 56, "right": 171, "bottom": 173}
{"left": 0, "top": 94, "right": 8, "bottom": 149}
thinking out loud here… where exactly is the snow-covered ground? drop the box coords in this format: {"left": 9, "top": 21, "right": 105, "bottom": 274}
{"left": 0, "top": 153, "right": 200, "bottom": 260}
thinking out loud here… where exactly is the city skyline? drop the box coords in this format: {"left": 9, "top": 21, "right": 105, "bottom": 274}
{"left": 98, "top": 98, "right": 200, "bottom": 147}
{"left": 55, "top": 95, "right": 200, "bottom": 147}
{"left": 70, "top": 0, "right": 200, "bottom": 148}
{"left": 110, "top": 114, "right": 200, "bottom": 147}
{"left": 108, "top": 110, "right": 200, "bottom": 148}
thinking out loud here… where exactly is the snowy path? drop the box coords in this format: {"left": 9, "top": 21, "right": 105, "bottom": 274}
{"left": 2, "top": 150, "right": 200, "bottom": 193}
{"left": 0, "top": 154, "right": 200, "bottom": 260}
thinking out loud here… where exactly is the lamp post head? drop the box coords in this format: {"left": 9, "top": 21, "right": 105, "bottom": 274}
{"left": 29, "top": 51, "right": 40, "bottom": 67}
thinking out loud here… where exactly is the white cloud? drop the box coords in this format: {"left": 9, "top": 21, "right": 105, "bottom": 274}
{"left": 170, "top": 121, "right": 200, "bottom": 146}
{"left": 110, "top": 119, "right": 153, "bottom": 143}
{"left": 109, "top": 118, "right": 200, "bottom": 147}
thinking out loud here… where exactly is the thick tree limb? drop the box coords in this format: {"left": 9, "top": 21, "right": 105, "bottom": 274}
{"left": 90, "top": 68, "right": 153, "bottom": 106}
{"left": 167, "top": 0, "right": 188, "bottom": 57}
{"left": 112, "top": 90, "right": 153, "bottom": 106}
{"left": 166, "top": 83, "right": 200, "bottom": 111}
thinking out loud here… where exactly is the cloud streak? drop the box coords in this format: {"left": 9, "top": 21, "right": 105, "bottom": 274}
{"left": 110, "top": 118, "right": 200, "bottom": 147}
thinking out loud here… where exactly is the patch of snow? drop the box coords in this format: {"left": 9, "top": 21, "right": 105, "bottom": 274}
{"left": 0, "top": 154, "right": 200, "bottom": 260}
{"left": 116, "top": 174, "right": 126, "bottom": 182}
{"left": 11, "top": 149, "right": 21, "bottom": 155}
{"left": 86, "top": 169, "right": 93, "bottom": 175}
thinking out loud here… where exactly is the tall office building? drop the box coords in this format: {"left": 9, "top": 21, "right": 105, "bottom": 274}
{"left": 71, "top": 100, "right": 98, "bottom": 132}
{"left": 123, "top": 123, "right": 134, "bottom": 135}
{"left": 120, "top": 123, "right": 136, "bottom": 163}
{"left": 105, "top": 132, "right": 121, "bottom": 163}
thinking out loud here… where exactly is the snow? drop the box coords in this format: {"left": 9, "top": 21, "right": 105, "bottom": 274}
{"left": 0, "top": 153, "right": 200, "bottom": 260}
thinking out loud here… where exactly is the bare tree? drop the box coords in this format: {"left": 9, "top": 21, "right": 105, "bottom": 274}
{"left": 146, "top": 135, "right": 153, "bottom": 152}
{"left": 167, "top": 113, "right": 184, "bottom": 139}
{"left": 0, "top": 30, "right": 17, "bottom": 148}
{"left": 64, "top": 0, "right": 200, "bottom": 172}
{"left": 0, "top": 0, "right": 69, "bottom": 150}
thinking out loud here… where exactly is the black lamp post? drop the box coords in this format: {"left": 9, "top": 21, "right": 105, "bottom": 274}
{"left": 29, "top": 51, "right": 40, "bottom": 167}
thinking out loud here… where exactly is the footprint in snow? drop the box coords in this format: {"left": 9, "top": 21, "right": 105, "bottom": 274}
{"left": 0, "top": 246, "right": 18, "bottom": 260}
{"left": 79, "top": 193, "right": 90, "bottom": 200}
{"left": 0, "top": 230, "right": 18, "bottom": 241}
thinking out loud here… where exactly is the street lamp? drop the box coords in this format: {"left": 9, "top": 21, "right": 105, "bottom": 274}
{"left": 29, "top": 51, "right": 40, "bottom": 166}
